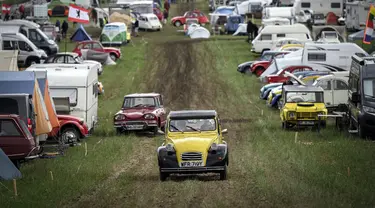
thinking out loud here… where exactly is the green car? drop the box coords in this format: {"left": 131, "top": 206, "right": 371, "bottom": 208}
{"left": 100, "top": 22, "right": 130, "bottom": 47}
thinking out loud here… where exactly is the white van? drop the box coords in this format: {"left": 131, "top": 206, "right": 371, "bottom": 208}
{"left": 251, "top": 24, "right": 312, "bottom": 54}
{"left": 138, "top": 14, "right": 162, "bottom": 31}
{"left": 25, "top": 67, "right": 98, "bottom": 132}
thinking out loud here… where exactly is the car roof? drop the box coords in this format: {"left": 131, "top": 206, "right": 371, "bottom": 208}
{"left": 283, "top": 85, "right": 324, "bottom": 92}
{"left": 168, "top": 110, "right": 217, "bottom": 118}
{"left": 55, "top": 52, "right": 78, "bottom": 57}
{"left": 282, "top": 65, "right": 312, "bottom": 69}
{"left": 124, "top": 93, "right": 160, "bottom": 97}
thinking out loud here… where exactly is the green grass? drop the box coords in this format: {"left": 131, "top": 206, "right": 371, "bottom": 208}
{"left": 2, "top": 0, "right": 375, "bottom": 207}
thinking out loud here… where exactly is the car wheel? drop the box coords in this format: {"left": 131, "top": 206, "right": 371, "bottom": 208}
{"left": 60, "top": 127, "right": 79, "bottom": 144}
{"left": 358, "top": 122, "right": 366, "bottom": 139}
{"left": 243, "top": 66, "right": 252, "bottom": 75}
{"left": 110, "top": 54, "right": 117, "bottom": 61}
{"left": 152, "top": 126, "right": 158, "bottom": 136}
{"left": 254, "top": 67, "right": 264, "bottom": 77}
{"left": 219, "top": 166, "right": 228, "bottom": 180}
{"left": 159, "top": 170, "right": 168, "bottom": 181}
{"left": 174, "top": 21, "right": 181, "bottom": 27}
{"left": 116, "top": 128, "right": 123, "bottom": 135}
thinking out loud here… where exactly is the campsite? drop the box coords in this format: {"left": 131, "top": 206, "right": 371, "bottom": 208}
{"left": 1, "top": 0, "right": 375, "bottom": 207}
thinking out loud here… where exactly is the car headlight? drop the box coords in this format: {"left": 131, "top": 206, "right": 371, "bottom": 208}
{"left": 114, "top": 114, "right": 126, "bottom": 120}
{"left": 144, "top": 114, "right": 155, "bottom": 119}
{"left": 210, "top": 143, "right": 218, "bottom": 151}
{"left": 363, "top": 106, "right": 375, "bottom": 113}
{"left": 288, "top": 112, "right": 295, "bottom": 118}
{"left": 166, "top": 143, "right": 174, "bottom": 152}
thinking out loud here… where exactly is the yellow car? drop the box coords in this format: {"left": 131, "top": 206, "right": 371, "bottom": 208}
{"left": 279, "top": 44, "right": 304, "bottom": 52}
{"left": 280, "top": 85, "right": 327, "bottom": 129}
{"left": 157, "top": 110, "right": 229, "bottom": 181}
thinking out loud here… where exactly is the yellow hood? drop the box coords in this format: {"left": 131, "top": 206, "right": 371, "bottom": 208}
{"left": 285, "top": 102, "right": 327, "bottom": 112}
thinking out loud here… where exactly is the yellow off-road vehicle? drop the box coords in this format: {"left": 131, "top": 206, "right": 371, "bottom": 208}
{"left": 157, "top": 110, "right": 229, "bottom": 181}
{"left": 280, "top": 85, "right": 328, "bottom": 129}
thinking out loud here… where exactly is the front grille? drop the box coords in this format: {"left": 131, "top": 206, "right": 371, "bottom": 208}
{"left": 125, "top": 121, "right": 145, "bottom": 125}
{"left": 297, "top": 112, "right": 317, "bottom": 119}
{"left": 181, "top": 152, "right": 202, "bottom": 161}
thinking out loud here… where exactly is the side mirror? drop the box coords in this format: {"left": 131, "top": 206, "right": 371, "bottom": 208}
{"left": 221, "top": 129, "right": 228, "bottom": 134}
{"left": 352, "top": 92, "right": 360, "bottom": 103}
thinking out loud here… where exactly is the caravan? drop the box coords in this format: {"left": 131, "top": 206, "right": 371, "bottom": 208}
{"left": 251, "top": 24, "right": 312, "bottom": 54}
{"left": 26, "top": 67, "right": 99, "bottom": 132}
{"left": 293, "top": 0, "right": 344, "bottom": 18}
{"left": 345, "top": 1, "right": 374, "bottom": 31}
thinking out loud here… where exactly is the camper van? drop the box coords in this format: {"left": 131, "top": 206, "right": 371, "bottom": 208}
{"left": 0, "top": 19, "right": 59, "bottom": 55}
{"left": 293, "top": 0, "right": 344, "bottom": 18}
{"left": 251, "top": 24, "right": 312, "bottom": 54}
{"left": 100, "top": 22, "right": 129, "bottom": 47}
{"left": 26, "top": 67, "right": 99, "bottom": 132}
{"left": 345, "top": 1, "right": 372, "bottom": 31}
{"left": 0, "top": 33, "right": 48, "bottom": 67}
{"left": 263, "top": 7, "right": 296, "bottom": 21}
{"left": 260, "top": 42, "right": 368, "bottom": 79}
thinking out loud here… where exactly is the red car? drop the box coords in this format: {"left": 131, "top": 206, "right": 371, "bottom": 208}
{"left": 113, "top": 93, "right": 167, "bottom": 135}
{"left": 251, "top": 51, "right": 290, "bottom": 76}
{"left": 72, "top": 40, "right": 122, "bottom": 61}
{"left": 171, "top": 10, "right": 209, "bottom": 27}
{"left": 0, "top": 114, "right": 40, "bottom": 168}
{"left": 266, "top": 65, "right": 314, "bottom": 83}
{"left": 48, "top": 115, "right": 89, "bottom": 144}
{"left": 154, "top": 8, "right": 163, "bottom": 21}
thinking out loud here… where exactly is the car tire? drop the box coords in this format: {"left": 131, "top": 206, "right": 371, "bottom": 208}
{"left": 60, "top": 127, "right": 80, "bottom": 144}
{"left": 219, "top": 166, "right": 227, "bottom": 180}
{"left": 153, "top": 126, "right": 158, "bottom": 136}
{"left": 174, "top": 21, "right": 182, "bottom": 27}
{"left": 110, "top": 53, "right": 117, "bottom": 61}
{"left": 116, "top": 128, "right": 123, "bottom": 135}
{"left": 254, "top": 67, "right": 264, "bottom": 77}
{"left": 159, "top": 170, "right": 168, "bottom": 181}
{"left": 243, "top": 66, "right": 251, "bottom": 75}
{"left": 26, "top": 58, "right": 40, "bottom": 67}
{"left": 358, "top": 122, "right": 366, "bottom": 139}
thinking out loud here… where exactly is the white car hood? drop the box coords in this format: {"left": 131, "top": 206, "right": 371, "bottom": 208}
{"left": 83, "top": 60, "right": 101, "bottom": 66}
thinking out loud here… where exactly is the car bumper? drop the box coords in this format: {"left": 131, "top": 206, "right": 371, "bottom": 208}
{"left": 160, "top": 166, "right": 225, "bottom": 173}
{"left": 287, "top": 119, "right": 324, "bottom": 125}
{"left": 114, "top": 120, "right": 158, "bottom": 130}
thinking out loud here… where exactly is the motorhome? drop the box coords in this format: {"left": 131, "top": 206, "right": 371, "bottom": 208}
{"left": 346, "top": 55, "right": 375, "bottom": 138}
{"left": 25, "top": 67, "right": 99, "bottom": 132}
{"left": 345, "top": 0, "right": 375, "bottom": 31}
{"left": 129, "top": 1, "right": 153, "bottom": 14}
{"left": 263, "top": 7, "right": 296, "bottom": 22}
{"left": 236, "top": 0, "right": 264, "bottom": 16}
{"left": 0, "top": 19, "right": 59, "bottom": 55}
{"left": 251, "top": 24, "right": 312, "bottom": 54}
{"left": 293, "top": 0, "right": 344, "bottom": 18}
{"left": 0, "top": 33, "right": 47, "bottom": 68}
{"left": 260, "top": 42, "right": 368, "bottom": 79}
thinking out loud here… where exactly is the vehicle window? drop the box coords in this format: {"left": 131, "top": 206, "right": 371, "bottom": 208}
{"left": 159, "top": 95, "right": 163, "bottom": 105}
{"left": 286, "top": 91, "right": 324, "bottom": 103}
{"left": 76, "top": 44, "right": 83, "bottom": 49}
{"left": 277, "top": 34, "right": 286, "bottom": 38}
{"left": 0, "top": 119, "right": 22, "bottom": 136}
{"left": 123, "top": 97, "right": 156, "bottom": 108}
{"left": 66, "top": 56, "right": 76, "bottom": 64}
{"left": 20, "top": 28, "right": 27, "bottom": 37}
{"left": 92, "top": 43, "right": 103, "bottom": 49}
{"left": 55, "top": 56, "right": 65, "bottom": 63}
{"left": 29, "top": 29, "right": 44, "bottom": 42}
{"left": 75, "top": 56, "right": 83, "bottom": 63}
{"left": 260, "top": 54, "right": 272, "bottom": 61}
{"left": 83, "top": 44, "right": 92, "bottom": 49}
{"left": 50, "top": 88, "right": 78, "bottom": 107}
{"left": 308, "top": 53, "right": 326, "bottom": 61}
{"left": 18, "top": 41, "right": 31, "bottom": 51}
{"left": 169, "top": 118, "right": 216, "bottom": 132}
{"left": 260, "top": 34, "right": 272, "bottom": 40}
{"left": 45, "top": 56, "right": 55, "bottom": 63}
{"left": 318, "top": 80, "right": 331, "bottom": 90}
{"left": 301, "top": 2, "right": 310, "bottom": 8}
{"left": 363, "top": 79, "right": 375, "bottom": 100}
{"left": 334, "top": 80, "right": 348, "bottom": 90}
{"left": 275, "top": 53, "right": 285, "bottom": 58}
{"left": 199, "top": 12, "right": 204, "bottom": 16}
{"left": 3, "top": 40, "right": 16, "bottom": 50}
{"left": 349, "top": 73, "right": 359, "bottom": 93}
{"left": 331, "top": 2, "right": 341, "bottom": 8}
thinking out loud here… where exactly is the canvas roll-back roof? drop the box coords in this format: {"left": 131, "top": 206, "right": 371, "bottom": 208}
{"left": 26, "top": 67, "right": 91, "bottom": 87}
{"left": 0, "top": 71, "right": 35, "bottom": 95}
{"left": 283, "top": 85, "right": 324, "bottom": 92}
{"left": 169, "top": 110, "right": 218, "bottom": 119}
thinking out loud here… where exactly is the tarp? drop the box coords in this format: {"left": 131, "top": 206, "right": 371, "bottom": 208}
{"left": 189, "top": 27, "right": 211, "bottom": 39}
{"left": 36, "top": 72, "right": 60, "bottom": 129}
{"left": 0, "top": 51, "right": 18, "bottom": 71}
{"left": 70, "top": 24, "right": 92, "bottom": 42}
{"left": 0, "top": 71, "right": 52, "bottom": 135}
{"left": 0, "top": 148, "right": 21, "bottom": 180}
{"left": 109, "top": 12, "right": 132, "bottom": 26}
{"left": 233, "top": 23, "right": 247, "bottom": 36}
{"left": 348, "top": 30, "right": 375, "bottom": 42}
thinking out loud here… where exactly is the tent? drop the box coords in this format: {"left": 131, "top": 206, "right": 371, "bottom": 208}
{"left": 50, "top": 5, "right": 68, "bottom": 17}
{"left": 0, "top": 71, "right": 52, "bottom": 135}
{"left": 34, "top": 71, "right": 60, "bottom": 131}
{"left": 70, "top": 24, "right": 92, "bottom": 42}
{"left": 189, "top": 27, "right": 211, "bottom": 39}
{"left": 0, "top": 148, "right": 21, "bottom": 180}
{"left": 348, "top": 30, "right": 375, "bottom": 42}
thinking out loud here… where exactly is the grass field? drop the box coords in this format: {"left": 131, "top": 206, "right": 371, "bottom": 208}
{"left": 2, "top": 1, "right": 375, "bottom": 207}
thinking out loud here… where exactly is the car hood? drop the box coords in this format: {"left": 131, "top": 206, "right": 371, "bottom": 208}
{"left": 238, "top": 61, "right": 254, "bottom": 67}
{"left": 118, "top": 108, "right": 156, "bottom": 119}
{"left": 171, "top": 16, "right": 183, "bottom": 21}
{"left": 57, "top": 114, "right": 84, "bottom": 123}
{"left": 252, "top": 60, "right": 269, "bottom": 65}
{"left": 83, "top": 60, "right": 101, "bottom": 65}
{"left": 104, "top": 47, "right": 120, "bottom": 52}
{"left": 168, "top": 134, "right": 218, "bottom": 153}
{"left": 285, "top": 103, "right": 326, "bottom": 112}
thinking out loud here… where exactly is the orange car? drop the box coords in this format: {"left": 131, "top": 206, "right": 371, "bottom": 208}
{"left": 48, "top": 5, "right": 69, "bottom": 17}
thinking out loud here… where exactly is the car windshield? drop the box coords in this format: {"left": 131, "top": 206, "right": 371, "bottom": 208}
{"left": 259, "top": 54, "right": 273, "bottom": 61}
{"left": 363, "top": 79, "right": 375, "bottom": 100}
{"left": 286, "top": 91, "right": 324, "bottom": 103}
{"left": 75, "top": 56, "right": 83, "bottom": 63}
{"left": 123, "top": 97, "right": 156, "bottom": 108}
{"left": 169, "top": 118, "right": 216, "bottom": 132}
{"left": 324, "top": 32, "right": 338, "bottom": 38}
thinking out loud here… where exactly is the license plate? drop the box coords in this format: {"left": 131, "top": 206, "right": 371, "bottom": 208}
{"left": 180, "top": 161, "right": 203, "bottom": 167}
{"left": 126, "top": 125, "right": 144, "bottom": 130}
{"left": 299, "top": 121, "right": 314, "bottom": 125}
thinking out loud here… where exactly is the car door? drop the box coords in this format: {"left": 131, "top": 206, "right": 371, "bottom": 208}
{"left": 0, "top": 118, "right": 25, "bottom": 157}
{"left": 317, "top": 79, "right": 334, "bottom": 107}
{"left": 138, "top": 16, "right": 147, "bottom": 29}
{"left": 158, "top": 95, "right": 166, "bottom": 125}
{"left": 333, "top": 79, "right": 349, "bottom": 106}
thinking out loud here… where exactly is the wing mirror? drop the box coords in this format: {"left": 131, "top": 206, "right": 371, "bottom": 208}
{"left": 221, "top": 129, "right": 228, "bottom": 134}
{"left": 351, "top": 92, "right": 360, "bottom": 103}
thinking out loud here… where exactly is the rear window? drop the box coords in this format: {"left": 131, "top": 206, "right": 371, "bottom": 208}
{"left": 301, "top": 3, "right": 310, "bottom": 8}
{"left": 331, "top": 2, "right": 341, "bottom": 8}
{"left": 0, "top": 119, "right": 22, "bottom": 136}
{"left": 0, "top": 98, "right": 19, "bottom": 115}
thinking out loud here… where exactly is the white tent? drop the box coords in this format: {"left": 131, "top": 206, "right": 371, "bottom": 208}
{"left": 189, "top": 27, "right": 211, "bottom": 39}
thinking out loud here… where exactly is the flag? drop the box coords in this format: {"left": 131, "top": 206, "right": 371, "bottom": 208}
{"left": 68, "top": 4, "right": 90, "bottom": 24}
{"left": 2, "top": 4, "right": 11, "bottom": 14}
{"left": 363, "top": 5, "right": 375, "bottom": 44}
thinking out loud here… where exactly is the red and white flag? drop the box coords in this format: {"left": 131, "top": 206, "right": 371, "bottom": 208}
{"left": 2, "top": 4, "right": 11, "bottom": 14}
{"left": 68, "top": 4, "right": 89, "bottom": 24}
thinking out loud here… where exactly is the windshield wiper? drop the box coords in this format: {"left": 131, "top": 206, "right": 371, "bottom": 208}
{"left": 186, "top": 125, "right": 200, "bottom": 132}
{"left": 170, "top": 124, "right": 183, "bottom": 133}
